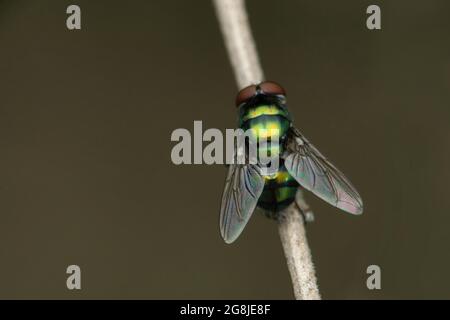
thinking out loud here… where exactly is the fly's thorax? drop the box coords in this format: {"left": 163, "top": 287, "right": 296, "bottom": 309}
{"left": 238, "top": 96, "right": 291, "bottom": 125}
{"left": 239, "top": 100, "right": 291, "bottom": 132}
{"left": 238, "top": 101, "right": 291, "bottom": 163}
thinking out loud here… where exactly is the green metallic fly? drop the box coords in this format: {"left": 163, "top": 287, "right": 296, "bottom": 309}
{"left": 220, "top": 81, "right": 363, "bottom": 243}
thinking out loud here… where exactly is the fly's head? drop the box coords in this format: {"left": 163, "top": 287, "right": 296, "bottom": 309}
{"left": 235, "top": 81, "right": 287, "bottom": 109}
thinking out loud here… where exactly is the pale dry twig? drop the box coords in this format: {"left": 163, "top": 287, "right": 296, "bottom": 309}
{"left": 212, "top": 0, "right": 321, "bottom": 300}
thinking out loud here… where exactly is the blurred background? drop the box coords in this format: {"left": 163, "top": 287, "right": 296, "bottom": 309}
{"left": 0, "top": 0, "right": 449, "bottom": 299}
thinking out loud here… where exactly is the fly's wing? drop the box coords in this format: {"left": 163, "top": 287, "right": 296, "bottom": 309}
{"left": 283, "top": 127, "right": 363, "bottom": 214}
{"left": 220, "top": 163, "right": 265, "bottom": 244}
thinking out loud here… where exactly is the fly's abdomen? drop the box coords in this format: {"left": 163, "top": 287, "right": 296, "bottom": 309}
{"left": 257, "top": 166, "right": 299, "bottom": 214}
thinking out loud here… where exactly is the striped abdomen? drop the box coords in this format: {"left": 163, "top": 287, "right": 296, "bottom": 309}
{"left": 257, "top": 164, "right": 299, "bottom": 214}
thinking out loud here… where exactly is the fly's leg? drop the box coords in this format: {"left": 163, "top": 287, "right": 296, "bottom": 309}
{"left": 295, "top": 190, "right": 314, "bottom": 224}
{"left": 259, "top": 207, "right": 278, "bottom": 220}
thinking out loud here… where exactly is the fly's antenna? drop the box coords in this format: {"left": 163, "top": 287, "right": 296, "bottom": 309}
{"left": 213, "top": 0, "right": 321, "bottom": 300}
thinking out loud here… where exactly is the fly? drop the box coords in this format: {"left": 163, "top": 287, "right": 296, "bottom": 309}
{"left": 219, "top": 81, "right": 363, "bottom": 243}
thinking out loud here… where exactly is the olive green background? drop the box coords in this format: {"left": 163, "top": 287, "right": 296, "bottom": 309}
{"left": 0, "top": 0, "right": 449, "bottom": 299}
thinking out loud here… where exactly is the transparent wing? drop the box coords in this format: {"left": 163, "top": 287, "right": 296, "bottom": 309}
{"left": 284, "top": 127, "right": 363, "bottom": 214}
{"left": 220, "top": 163, "right": 265, "bottom": 244}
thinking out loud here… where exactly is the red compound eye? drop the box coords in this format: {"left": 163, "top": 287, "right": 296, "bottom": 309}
{"left": 235, "top": 84, "right": 257, "bottom": 107}
{"left": 259, "top": 81, "right": 286, "bottom": 96}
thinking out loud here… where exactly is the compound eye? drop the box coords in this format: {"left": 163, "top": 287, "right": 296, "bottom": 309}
{"left": 235, "top": 84, "right": 257, "bottom": 107}
{"left": 259, "top": 81, "right": 286, "bottom": 96}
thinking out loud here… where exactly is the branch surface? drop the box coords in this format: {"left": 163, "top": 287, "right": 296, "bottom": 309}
{"left": 213, "top": 0, "right": 321, "bottom": 300}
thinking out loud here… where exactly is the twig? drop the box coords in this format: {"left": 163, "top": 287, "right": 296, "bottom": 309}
{"left": 212, "top": 0, "right": 263, "bottom": 88}
{"left": 212, "top": 0, "right": 321, "bottom": 300}
{"left": 278, "top": 191, "right": 321, "bottom": 299}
